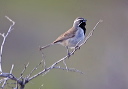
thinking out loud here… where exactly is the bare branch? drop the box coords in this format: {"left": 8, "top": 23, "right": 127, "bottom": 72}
{"left": 5, "top": 16, "right": 15, "bottom": 25}
{"left": 10, "top": 64, "right": 14, "bottom": 74}
{"left": 53, "top": 66, "right": 84, "bottom": 74}
{"left": 0, "top": 16, "right": 15, "bottom": 72}
{"left": 81, "top": 19, "right": 103, "bottom": 46}
{"left": 1, "top": 78, "right": 8, "bottom": 88}
{"left": 63, "top": 60, "right": 68, "bottom": 72}
{"left": 14, "top": 81, "right": 18, "bottom": 89}
{"left": 41, "top": 51, "right": 46, "bottom": 69}
{"left": 1, "top": 64, "right": 16, "bottom": 88}
{"left": 0, "top": 16, "right": 20, "bottom": 88}
{"left": 19, "top": 62, "right": 29, "bottom": 80}
{"left": 27, "top": 59, "right": 44, "bottom": 78}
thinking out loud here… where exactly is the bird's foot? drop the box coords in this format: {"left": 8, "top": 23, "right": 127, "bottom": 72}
{"left": 67, "top": 52, "right": 71, "bottom": 58}
{"left": 75, "top": 45, "right": 80, "bottom": 50}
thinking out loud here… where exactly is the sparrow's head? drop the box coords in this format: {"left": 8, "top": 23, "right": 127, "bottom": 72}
{"left": 73, "top": 17, "right": 87, "bottom": 27}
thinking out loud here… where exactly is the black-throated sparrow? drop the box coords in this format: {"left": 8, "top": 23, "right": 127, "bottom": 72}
{"left": 40, "top": 17, "right": 87, "bottom": 55}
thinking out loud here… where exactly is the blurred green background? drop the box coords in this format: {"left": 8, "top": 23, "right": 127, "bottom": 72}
{"left": 0, "top": 0, "right": 128, "bottom": 89}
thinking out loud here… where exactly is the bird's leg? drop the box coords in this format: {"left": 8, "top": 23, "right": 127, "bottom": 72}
{"left": 66, "top": 46, "right": 71, "bottom": 58}
{"left": 75, "top": 40, "right": 81, "bottom": 50}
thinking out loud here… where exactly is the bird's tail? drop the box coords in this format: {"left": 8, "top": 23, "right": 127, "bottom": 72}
{"left": 40, "top": 43, "right": 54, "bottom": 50}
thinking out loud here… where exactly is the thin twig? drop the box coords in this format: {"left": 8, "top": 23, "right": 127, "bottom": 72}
{"left": 0, "top": 16, "right": 24, "bottom": 89}
{"left": 6, "top": 82, "right": 17, "bottom": 89}
{"left": 19, "top": 62, "right": 29, "bottom": 80}
{"left": 28, "top": 49, "right": 72, "bottom": 80}
{"left": 0, "top": 16, "right": 15, "bottom": 88}
{"left": 1, "top": 78, "right": 8, "bottom": 88}
{"left": 41, "top": 51, "right": 46, "bottom": 69}
{"left": 10, "top": 64, "right": 14, "bottom": 74}
{"left": 14, "top": 81, "right": 18, "bottom": 89}
{"left": 41, "top": 70, "right": 50, "bottom": 77}
{"left": 63, "top": 60, "right": 68, "bottom": 72}
{"left": 0, "top": 16, "right": 15, "bottom": 72}
{"left": 27, "top": 59, "right": 44, "bottom": 78}
{"left": 53, "top": 66, "right": 84, "bottom": 74}
{"left": 81, "top": 19, "right": 103, "bottom": 46}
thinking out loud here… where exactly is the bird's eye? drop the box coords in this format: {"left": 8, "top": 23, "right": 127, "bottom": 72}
{"left": 80, "top": 20, "right": 84, "bottom": 22}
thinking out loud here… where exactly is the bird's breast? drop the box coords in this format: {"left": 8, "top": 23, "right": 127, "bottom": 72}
{"left": 67, "top": 27, "right": 85, "bottom": 48}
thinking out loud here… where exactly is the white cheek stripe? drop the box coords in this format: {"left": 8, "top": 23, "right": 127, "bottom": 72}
{"left": 78, "top": 21, "right": 83, "bottom": 26}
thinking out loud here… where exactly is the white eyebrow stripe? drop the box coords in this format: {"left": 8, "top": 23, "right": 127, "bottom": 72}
{"left": 76, "top": 19, "right": 83, "bottom": 21}
{"left": 74, "top": 19, "right": 86, "bottom": 24}
{"left": 74, "top": 19, "right": 82, "bottom": 23}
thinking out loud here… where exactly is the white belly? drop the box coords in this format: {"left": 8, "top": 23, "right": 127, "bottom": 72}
{"left": 67, "top": 28, "right": 85, "bottom": 49}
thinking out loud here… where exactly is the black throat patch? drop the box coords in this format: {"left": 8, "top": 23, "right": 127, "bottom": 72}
{"left": 79, "top": 22, "right": 86, "bottom": 35}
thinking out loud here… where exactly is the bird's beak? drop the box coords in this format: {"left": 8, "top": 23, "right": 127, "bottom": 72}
{"left": 84, "top": 19, "right": 87, "bottom": 22}
{"left": 83, "top": 19, "right": 87, "bottom": 22}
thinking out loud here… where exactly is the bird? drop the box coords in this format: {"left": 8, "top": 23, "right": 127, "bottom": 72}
{"left": 40, "top": 17, "right": 87, "bottom": 56}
